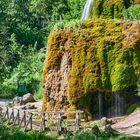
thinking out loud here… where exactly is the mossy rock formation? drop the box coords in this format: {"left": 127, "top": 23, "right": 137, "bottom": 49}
{"left": 43, "top": 19, "right": 140, "bottom": 115}
{"left": 90, "top": 0, "right": 131, "bottom": 19}
{"left": 90, "top": 0, "right": 140, "bottom": 19}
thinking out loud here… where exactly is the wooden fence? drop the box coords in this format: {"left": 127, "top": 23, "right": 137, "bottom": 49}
{"left": 2, "top": 107, "right": 84, "bottom": 132}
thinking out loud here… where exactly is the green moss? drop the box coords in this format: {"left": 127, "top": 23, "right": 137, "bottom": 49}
{"left": 90, "top": 0, "right": 131, "bottom": 19}
{"left": 126, "top": 102, "right": 140, "bottom": 114}
{"left": 43, "top": 19, "right": 140, "bottom": 111}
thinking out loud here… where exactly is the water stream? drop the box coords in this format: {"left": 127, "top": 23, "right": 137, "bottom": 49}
{"left": 114, "top": 93, "right": 124, "bottom": 117}
{"left": 81, "top": 0, "right": 95, "bottom": 20}
{"left": 98, "top": 93, "right": 102, "bottom": 118}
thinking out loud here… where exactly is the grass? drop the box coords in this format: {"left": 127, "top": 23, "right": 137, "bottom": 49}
{"left": 0, "top": 118, "right": 56, "bottom": 140}
{"left": 0, "top": 118, "right": 139, "bottom": 140}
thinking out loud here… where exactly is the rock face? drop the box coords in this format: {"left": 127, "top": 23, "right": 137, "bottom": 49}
{"left": 43, "top": 19, "right": 140, "bottom": 115}
{"left": 44, "top": 51, "right": 71, "bottom": 110}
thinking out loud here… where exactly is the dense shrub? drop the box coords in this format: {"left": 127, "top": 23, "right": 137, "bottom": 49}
{"left": 0, "top": 119, "right": 55, "bottom": 140}
{"left": 124, "top": 4, "right": 140, "bottom": 20}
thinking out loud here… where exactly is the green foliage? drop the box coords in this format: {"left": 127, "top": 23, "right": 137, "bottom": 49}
{"left": 66, "top": 131, "right": 96, "bottom": 140}
{"left": 0, "top": 119, "right": 55, "bottom": 140}
{"left": 124, "top": 4, "right": 140, "bottom": 20}
{"left": 53, "top": 20, "right": 84, "bottom": 31}
{"left": 126, "top": 102, "right": 140, "bottom": 114}
{"left": 90, "top": 0, "right": 131, "bottom": 19}
{"left": 0, "top": 0, "right": 85, "bottom": 98}
{"left": 65, "top": 130, "right": 139, "bottom": 140}
{"left": 0, "top": 118, "right": 139, "bottom": 140}
{"left": 0, "top": 40, "right": 45, "bottom": 98}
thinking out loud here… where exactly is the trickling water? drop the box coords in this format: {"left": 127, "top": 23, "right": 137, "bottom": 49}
{"left": 81, "top": 0, "right": 95, "bottom": 20}
{"left": 114, "top": 93, "right": 124, "bottom": 117}
{"left": 98, "top": 93, "right": 102, "bottom": 118}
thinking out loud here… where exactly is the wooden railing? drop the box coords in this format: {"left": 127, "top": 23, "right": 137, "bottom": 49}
{"left": 2, "top": 107, "right": 84, "bottom": 132}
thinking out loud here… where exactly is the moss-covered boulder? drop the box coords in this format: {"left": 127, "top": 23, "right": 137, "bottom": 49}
{"left": 42, "top": 19, "right": 140, "bottom": 116}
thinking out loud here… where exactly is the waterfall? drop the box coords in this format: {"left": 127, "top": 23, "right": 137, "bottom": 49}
{"left": 98, "top": 93, "right": 102, "bottom": 118}
{"left": 81, "top": 0, "right": 95, "bottom": 20}
{"left": 114, "top": 93, "right": 124, "bottom": 117}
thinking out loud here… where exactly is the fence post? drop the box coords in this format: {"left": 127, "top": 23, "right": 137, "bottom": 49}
{"left": 24, "top": 112, "right": 33, "bottom": 131}
{"left": 14, "top": 109, "right": 20, "bottom": 125}
{"left": 57, "top": 113, "right": 62, "bottom": 133}
{"left": 8, "top": 108, "right": 14, "bottom": 123}
{"left": 40, "top": 112, "right": 46, "bottom": 131}
{"left": 75, "top": 112, "right": 79, "bottom": 131}
{"left": 24, "top": 111, "right": 26, "bottom": 127}
{"left": 4, "top": 107, "right": 9, "bottom": 119}
{"left": 12, "top": 108, "right": 14, "bottom": 122}
{"left": 30, "top": 113, "right": 33, "bottom": 130}
{"left": 17, "top": 110, "right": 20, "bottom": 125}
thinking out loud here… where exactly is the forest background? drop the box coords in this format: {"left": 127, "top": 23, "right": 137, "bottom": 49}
{"left": 0, "top": 0, "right": 139, "bottom": 99}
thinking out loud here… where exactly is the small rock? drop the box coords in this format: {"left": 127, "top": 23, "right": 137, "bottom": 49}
{"left": 101, "top": 117, "right": 108, "bottom": 125}
{"left": 12, "top": 96, "right": 23, "bottom": 106}
{"left": 22, "top": 93, "right": 35, "bottom": 104}
{"left": 101, "top": 117, "right": 107, "bottom": 121}
{"left": 23, "top": 104, "right": 36, "bottom": 110}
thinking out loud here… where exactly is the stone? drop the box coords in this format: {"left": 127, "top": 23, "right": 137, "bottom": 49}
{"left": 12, "top": 96, "right": 23, "bottom": 106}
{"left": 101, "top": 117, "right": 107, "bottom": 125}
{"left": 22, "top": 93, "right": 35, "bottom": 104}
{"left": 24, "top": 104, "right": 36, "bottom": 110}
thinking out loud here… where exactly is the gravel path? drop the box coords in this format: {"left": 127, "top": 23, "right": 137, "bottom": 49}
{"left": 112, "top": 108, "right": 140, "bottom": 137}
{"left": 0, "top": 98, "right": 12, "bottom": 107}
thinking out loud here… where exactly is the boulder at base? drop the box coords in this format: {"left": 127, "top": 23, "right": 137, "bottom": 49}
{"left": 22, "top": 93, "right": 35, "bottom": 104}
{"left": 12, "top": 93, "right": 35, "bottom": 106}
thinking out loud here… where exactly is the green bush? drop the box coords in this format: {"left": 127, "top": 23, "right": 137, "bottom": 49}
{"left": 124, "top": 4, "right": 140, "bottom": 20}
{"left": 126, "top": 102, "right": 140, "bottom": 115}
{"left": 65, "top": 130, "right": 96, "bottom": 140}
{"left": 0, "top": 45, "right": 45, "bottom": 99}
{"left": 65, "top": 130, "right": 139, "bottom": 140}
{"left": 0, "top": 119, "right": 55, "bottom": 140}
